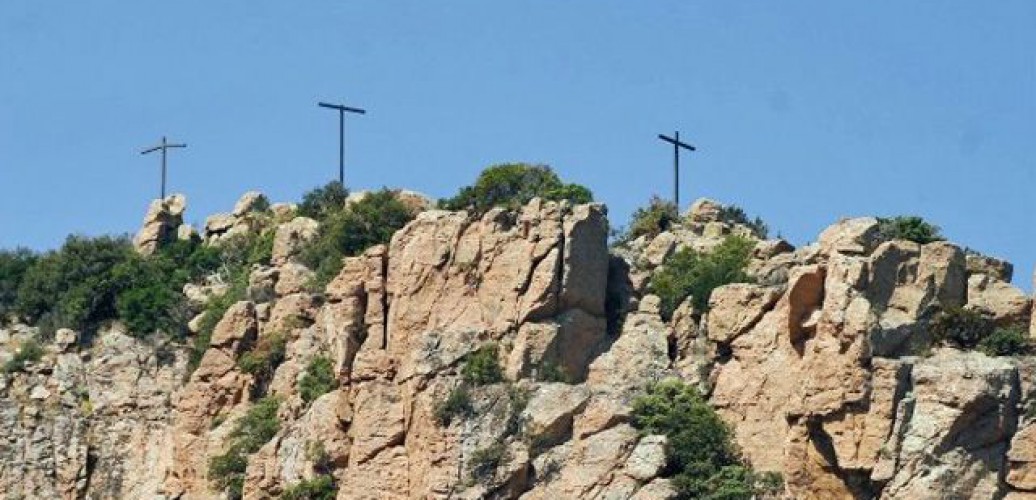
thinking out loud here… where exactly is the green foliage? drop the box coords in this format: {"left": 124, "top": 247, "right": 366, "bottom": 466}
{"left": 14, "top": 235, "right": 135, "bottom": 335}
{"left": 649, "top": 236, "right": 755, "bottom": 320}
{"left": 468, "top": 442, "right": 508, "bottom": 483}
{"left": 280, "top": 475, "right": 336, "bottom": 500}
{"left": 930, "top": 307, "right": 994, "bottom": 349}
{"left": 979, "top": 327, "right": 1031, "bottom": 357}
{"left": 877, "top": 216, "right": 944, "bottom": 244}
{"left": 439, "top": 163, "right": 593, "bottom": 214}
{"left": 297, "top": 182, "right": 349, "bottom": 222}
{"left": 2, "top": 338, "right": 44, "bottom": 373}
{"left": 299, "top": 189, "right": 415, "bottom": 288}
{"left": 299, "top": 356, "right": 337, "bottom": 405}
{"left": 0, "top": 248, "right": 37, "bottom": 322}
{"left": 434, "top": 385, "right": 474, "bottom": 426}
{"left": 209, "top": 397, "right": 282, "bottom": 500}
{"left": 622, "top": 196, "right": 679, "bottom": 243}
{"left": 462, "top": 344, "right": 504, "bottom": 386}
{"left": 239, "top": 333, "right": 288, "bottom": 397}
{"left": 717, "top": 205, "right": 770, "bottom": 239}
{"left": 632, "top": 379, "right": 779, "bottom": 500}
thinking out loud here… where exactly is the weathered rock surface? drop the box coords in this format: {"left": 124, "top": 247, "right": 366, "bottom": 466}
{"left": 10, "top": 195, "right": 1036, "bottom": 500}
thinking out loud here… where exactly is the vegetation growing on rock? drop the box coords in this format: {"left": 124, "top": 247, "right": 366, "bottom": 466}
{"left": 621, "top": 195, "right": 679, "bottom": 243}
{"left": 0, "top": 248, "right": 37, "bottom": 321}
{"left": 717, "top": 204, "right": 770, "bottom": 239}
{"left": 434, "top": 385, "right": 474, "bottom": 426}
{"left": 462, "top": 344, "right": 504, "bottom": 386}
{"left": 877, "top": 216, "right": 944, "bottom": 244}
{"left": 2, "top": 338, "right": 43, "bottom": 373}
{"left": 209, "top": 396, "right": 281, "bottom": 500}
{"left": 649, "top": 236, "right": 755, "bottom": 320}
{"left": 439, "top": 163, "right": 593, "bottom": 215}
{"left": 280, "top": 476, "right": 336, "bottom": 500}
{"left": 299, "top": 356, "right": 337, "bottom": 405}
{"left": 632, "top": 379, "right": 782, "bottom": 500}
{"left": 299, "top": 188, "right": 414, "bottom": 288}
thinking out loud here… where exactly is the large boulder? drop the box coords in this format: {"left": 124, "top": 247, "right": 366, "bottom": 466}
{"left": 133, "top": 193, "right": 186, "bottom": 254}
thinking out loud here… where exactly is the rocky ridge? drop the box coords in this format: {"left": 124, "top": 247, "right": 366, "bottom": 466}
{"left": 2, "top": 194, "right": 1035, "bottom": 499}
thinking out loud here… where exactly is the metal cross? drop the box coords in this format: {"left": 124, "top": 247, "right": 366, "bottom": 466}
{"left": 141, "top": 136, "right": 187, "bottom": 199}
{"left": 657, "top": 131, "right": 696, "bottom": 208}
{"left": 318, "top": 101, "right": 367, "bottom": 186}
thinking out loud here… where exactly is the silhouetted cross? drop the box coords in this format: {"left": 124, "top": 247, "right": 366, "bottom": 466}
{"left": 141, "top": 136, "right": 187, "bottom": 199}
{"left": 658, "top": 131, "right": 696, "bottom": 208}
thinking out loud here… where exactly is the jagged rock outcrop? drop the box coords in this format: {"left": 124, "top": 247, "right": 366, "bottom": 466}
{"left": 5, "top": 194, "right": 1036, "bottom": 500}
{"left": 133, "top": 193, "right": 188, "bottom": 254}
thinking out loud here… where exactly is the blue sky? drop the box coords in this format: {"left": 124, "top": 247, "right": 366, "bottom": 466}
{"left": 1, "top": 2, "right": 1034, "bottom": 285}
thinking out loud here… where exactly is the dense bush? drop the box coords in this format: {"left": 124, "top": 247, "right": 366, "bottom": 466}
{"left": 978, "top": 327, "right": 1031, "bottom": 357}
{"left": 297, "top": 182, "right": 349, "bottom": 221}
{"left": 434, "top": 385, "right": 474, "bottom": 426}
{"left": 439, "top": 163, "right": 593, "bottom": 214}
{"left": 621, "top": 196, "right": 679, "bottom": 243}
{"left": 717, "top": 205, "right": 770, "bottom": 239}
{"left": 299, "top": 356, "right": 337, "bottom": 405}
{"left": 469, "top": 442, "right": 508, "bottom": 483}
{"left": 299, "top": 189, "right": 415, "bottom": 288}
{"left": 0, "top": 248, "right": 37, "bottom": 321}
{"left": 649, "top": 236, "right": 755, "bottom": 320}
{"left": 2, "top": 338, "right": 44, "bottom": 373}
{"left": 14, "top": 235, "right": 135, "bottom": 335}
{"left": 930, "top": 307, "right": 994, "bottom": 349}
{"left": 632, "top": 379, "right": 781, "bottom": 500}
{"left": 877, "top": 216, "right": 944, "bottom": 244}
{"left": 209, "top": 397, "right": 281, "bottom": 500}
{"left": 281, "top": 475, "right": 336, "bottom": 500}
{"left": 462, "top": 344, "right": 504, "bottom": 386}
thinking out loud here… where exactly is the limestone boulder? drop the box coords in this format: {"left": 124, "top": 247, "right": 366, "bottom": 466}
{"left": 817, "top": 217, "right": 879, "bottom": 256}
{"left": 272, "top": 216, "right": 320, "bottom": 265}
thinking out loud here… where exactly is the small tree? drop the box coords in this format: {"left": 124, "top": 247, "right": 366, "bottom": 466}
{"left": 209, "top": 397, "right": 281, "bottom": 500}
{"left": 877, "top": 216, "right": 943, "bottom": 244}
{"left": 299, "top": 356, "right": 338, "bottom": 404}
{"left": 439, "top": 163, "right": 593, "bottom": 214}
{"left": 462, "top": 344, "right": 504, "bottom": 386}
{"left": 0, "top": 248, "right": 37, "bottom": 322}
{"left": 649, "top": 236, "right": 755, "bottom": 320}
{"left": 297, "top": 182, "right": 349, "bottom": 222}
{"left": 622, "top": 196, "right": 679, "bottom": 243}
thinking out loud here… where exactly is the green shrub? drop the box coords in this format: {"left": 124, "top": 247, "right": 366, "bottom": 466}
{"left": 209, "top": 397, "right": 281, "bottom": 500}
{"left": 297, "top": 182, "right": 349, "bottom": 222}
{"left": 281, "top": 475, "right": 336, "bottom": 500}
{"left": 299, "top": 356, "right": 337, "bottom": 405}
{"left": 930, "top": 307, "right": 994, "bottom": 349}
{"left": 649, "top": 236, "right": 755, "bottom": 320}
{"left": 632, "top": 379, "right": 778, "bottom": 500}
{"left": 434, "top": 385, "right": 474, "bottom": 426}
{"left": 239, "top": 333, "right": 288, "bottom": 397}
{"left": 877, "top": 216, "right": 944, "bottom": 244}
{"left": 299, "top": 189, "right": 414, "bottom": 288}
{"left": 469, "top": 442, "right": 508, "bottom": 483}
{"left": 439, "top": 163, "right": 593, "bottom": 214}
{"left": 979, "top": 327, "right": 1031, "bottom": 357}
{"left": 717, "top": 205, "right": 770, "bottom": 239}
{"left": 3, "top": 338, "right": 44, "bottom": 373}
{"left": 462, "top": 344, "right": 503, "bottom": 386}
{"left": 0, "top": 248, "right": 37, "bottom": 321}
{"left": 15, "top": 235, "right": 135, "bottom": 335}
{"left": 622, "top": 196, "right": 679, "bottom": 243}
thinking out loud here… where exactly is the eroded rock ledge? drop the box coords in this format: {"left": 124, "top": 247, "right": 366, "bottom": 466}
{"left": 2, "top": 194, "right": 1036, "bottom": 500}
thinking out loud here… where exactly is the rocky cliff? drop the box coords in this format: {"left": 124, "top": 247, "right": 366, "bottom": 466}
{"left": 2, "top": 193, "right": 1035, "bottom": 499}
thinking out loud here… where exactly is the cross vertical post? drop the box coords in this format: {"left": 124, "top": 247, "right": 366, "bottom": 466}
{"left": 141, "top": 136, "right": 187, "bottom": 199}
{"left": 318, "top": 101, "right": 367, "bottom": 187}
{"left": 657, "top": 131, "right": 696, "bottom": 209}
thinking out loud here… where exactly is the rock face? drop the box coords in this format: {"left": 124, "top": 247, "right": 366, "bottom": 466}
{"left": 8, "top": 194, "right": 1036, "bottom": 500}
{"left": 133, "top": 193, "right": 187, "bottom": 254}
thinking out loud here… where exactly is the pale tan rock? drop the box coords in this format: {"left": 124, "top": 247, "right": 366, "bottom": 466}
{"left": 133, "top": 194, "right": 187, "bottom": 254}
{"left": 1008, "top": 424, "right": 1036, "bottom": 490}
{"left": 643, "top": 232, "right": 676, "bottom": 267}
{"left": 233, "top": 190, "right": 268, "bottom": 217}
{"left": 968, "top": 273, "right": 1032, "bottom": 326}
{"left": 54, "top": 328, "right": 77, "bottom": 351}
{"left": 705, "top": 284, "right": 780, "bottom": 343}
{"left": 275, "top": 262, "right": 315, "bottom": 296}
{"left": 630, "top": 478, "right": 677, "bottom": 499}
{"left": 205, "top": 212, "right": 235, "bottom": 236}
{"left": 624, "top": 435, "right": 667, "bottom": 481}
{"left": 686, "top": 198, "right": 723, "bottom": 225}
{"left": 272, "top": 216, "right": 319, "bottom": 265}
{"left": 209, "top": 301, "right": 257, "bottom": 350}
{"left": 967, "top": 252, "right": 1014, "bottom": 282}
{"left": 817, "top": 217, "right": 879, "bottom": 256}
{"left": 522, "top": 383, "right": 590, "bottom": 446}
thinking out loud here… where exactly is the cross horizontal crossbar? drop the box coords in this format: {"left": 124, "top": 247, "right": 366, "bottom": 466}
{"left": 140, "top": 143, "right": 186, "bottom": 155}
{"left": 658, "top": 134, "right": 695, "bottom": 151}
{"left": 318, "top": 102, "right": 366, "bottom": 114}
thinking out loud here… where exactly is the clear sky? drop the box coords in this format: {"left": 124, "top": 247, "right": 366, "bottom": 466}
{"left": 2, "top": 2, "right": 1034, "bottom": 285}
